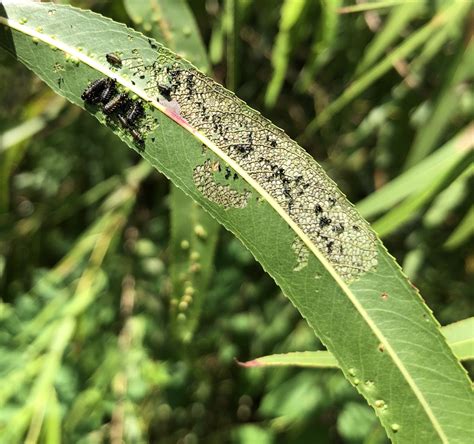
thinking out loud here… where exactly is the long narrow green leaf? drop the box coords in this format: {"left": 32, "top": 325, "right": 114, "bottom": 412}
{"left": 410, "top": 12, "right": 464, "bottom": 75}
{"left": 355, "top": 2, "right": 425, "bottom": 74}
{"left": 169, "top": 186, "right": 219, "bottom": 341}
{"left": 238, "top": 351, "right": 339, "bottom": 368}
{"left": 306, "top": 1, "right": 469, "bottom": 134}
{"left": 239, "top": 320, "right": 474, "bottom": 369}
{"left": 356, "top": 124, "right": 473, "bottom": 219}
{"left": 442, "top": 318, "right": 474, "bottom": 362}
{"left": 264, "top": 0, "right": 306, "bottom": 107}
{"left": 0, "top": 95, "right": 63, "bottom": 153}
{"left": 404, "top": 39, "right": 474, "bottom": 169}
{"left": 209, "top": 11, "right": 225, "bottom": 65}
{"left": 123, "top": 0, "right": 209, "bottom": 72}
{"left": 444, "top": 207, "right": 474, "bottom": 250}
{"left": 338, "top": 1, "right": 410, "bottom": 14}
{"left": 0, "top": 93, "right": 64, "bottom": 210}
{"left": 423, "top": 165, "right": 471, "bottom": 229}
{"left": 43, "top": 389, "right": 61, "bottom": 444}
{"left": 1, "top": 3, "right": 472, "bottom": 442}
{"left": 297, "top": 0, "right": 341, "bottom": 89}
{"left": 224, "top": 0, "right": 237, "bottom": 90}
{"left": 371, "top": 156, "right": 472, "bottom": 238}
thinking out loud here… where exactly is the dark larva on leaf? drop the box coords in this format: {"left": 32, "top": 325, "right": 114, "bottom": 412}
{"left": 103, "top": 93, "right": 129, "bottom": 114}
{"left": 81, "top": 77, "right": 108, "bottom": 104}
{"left": 117, "top": 113, "right": 129, "bottom": 128}
{"left": 117, "top": 113, "right": 144, "bottom": 147}
{"left": 130, "top": 128, "right": 144, "bottom": 146}
{"left": 106, "top": 52, "right": 122, "bottom": 67}
{"left": 125, "top": 101, "right": 144, "bottom": 125}
{"left": 99, "top": 79, "right": 117, "bottom": 103}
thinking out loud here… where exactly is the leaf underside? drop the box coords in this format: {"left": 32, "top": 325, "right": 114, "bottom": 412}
{"left": 0, "top": 2, "right": 472, "bottom": 443}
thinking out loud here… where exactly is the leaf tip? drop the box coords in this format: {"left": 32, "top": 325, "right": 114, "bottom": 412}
{"left": 235, "top": 358, "right": 262, "bottom": 368}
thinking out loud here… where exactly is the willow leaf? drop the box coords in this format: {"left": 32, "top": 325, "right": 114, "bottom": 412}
{"left": 0, "top": 3, "right": 472, "bottom": 443}
{"left": 238, "top": 321, "right": 474, "bottom": 370}
{"left": 442, "top": 318, "right": 474, "bottom": 362}
{"left": 238, "top": 351, "right": 339, "bottom": 369}
{"left": 444, "top": 207, "right": 474, "bottom": 250}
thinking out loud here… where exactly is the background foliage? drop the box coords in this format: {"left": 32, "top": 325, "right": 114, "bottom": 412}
{"left": 0, "top": 0, "right": 472, "bottom": 443}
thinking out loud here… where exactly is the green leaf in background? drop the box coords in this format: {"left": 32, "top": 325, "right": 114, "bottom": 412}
{"left": 356, "top": 125, "right": 473, "bottom": 220}
{"left": 404, "top": 32, "right": 473, "bottom": 169}
{"left": 123, "top": 0, "right": 219, "bottom": 341}
{"left": 265, "top": 0, "right": 307, "bottom": 107}
{"left": 297, "top": 0, "right": 341, "bottom": 90}
{"left": 442, "top": 318, "right": 474, "bottom": 362}
{"left": 0, "top": 2, "right": 472, "bottom": 443}
{"left": 354, "top": 2, "right": 425, "bottom": 75}
{"left": 169, "top": 185, "right": 219, "bottom": 341}
{"left": 338, "top": 402, "right": 378, "bottom": 443}
{"left": 233, "top": 424, "right": 274, "bottom": 444}
{"left": 238, "top": 350, "right": 339, "bottom": 368}
{"left": 371, "top": 153, "right": 472, "bottom": 238}
{"left": 238, "top": 319, "right": 474, "bottom": 369}
{"left": 338, "top": 1, "right": 410, "bottom": 14}
{"left": 423, "top": 168, "right": 470, "bottom": 230}
{"left": 0, "top": 93, "right": 64, "bottom": 211}
{"left": 444, "top": 206, "right": 474, "bottom": 250}
{"left": 123, "top": 0, "right": 209, "bottom": 73}
{"left": 305, "top": 0, "right": 471, "bottom": 134}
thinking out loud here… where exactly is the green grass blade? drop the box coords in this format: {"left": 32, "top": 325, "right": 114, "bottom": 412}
{"left": 1, "top": 3, "right": 473, "bottom": 442}
{"left": 444, "top": 207, "right": 474, "bottom": 250}
{"left": 224, "top": 0, "right": 237, "bottom": 90}
{"left": 209, "top": 11, "right": 225, "bottom": 65}
{"left": 297, "top": 0, "right": 341, "bottom": 89}
{"left": 423, "top": 165, "right": 471, "bottom": 229}
{"left": 404, "top": 39, "right": 474, "bottom": 169}
{"left": 123, "top": 0, "right": 209, "bottom": 72}
{"left": 356, "top": 124, "right": 473, "bottom": 219}
{"left": 264, "top": 0, "right": 306, "bottom": 108}
{"left": 371, "top": 155, "right": 472, "bottom": 238}
{"left": 42, "top": 389, "right": 61, "bottom": 444}
{"left": 0, "top": 92, "right": 64, "bottom": 211}
{"left": 338, "top": 1, "right": 411, "bottom": 14}
{"left": 169, "top": 186, "right": 219, "bottom": 341}
{"left": 410, "top": 12, "right": 464, "bottom": 75}
{"left": 0, "top": 95, "right": 63, "bottom": 154}
{"left": 355, "top": 2, "right": 425, "bottom": 74}
{"left": 442, "top": 318, "right": 474, "bottom": 362}
{"left": 238, "top": 351, "right": 339, "bottom": 368}
{"left": 305, "top": 1, "right": 467, "bottom": 134}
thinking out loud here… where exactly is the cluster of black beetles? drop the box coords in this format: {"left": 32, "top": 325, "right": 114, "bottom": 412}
{"left": 81, "top": 71, "right": 145, "bottom": 146}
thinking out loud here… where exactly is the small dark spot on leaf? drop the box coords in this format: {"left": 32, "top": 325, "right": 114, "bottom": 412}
{"left": 319, "top": 216, "right": 332, "bottom": 228}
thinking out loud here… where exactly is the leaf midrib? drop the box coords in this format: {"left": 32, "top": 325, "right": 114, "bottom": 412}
{"left": 0, "top": 9, "right": 448, "bottom": 442}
